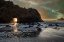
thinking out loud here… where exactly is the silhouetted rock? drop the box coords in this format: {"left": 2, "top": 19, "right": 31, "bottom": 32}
{"left": 0, "top": 18, "right": 6, "bottom": 23}
{"left": 0, "top": 0, "right": 4, "bottom": 4}
{"left": 57, "top": 18, "right": 64, "bottom": 21}
{"left": 0, "top": 0, "right": 43, "bottom": 23}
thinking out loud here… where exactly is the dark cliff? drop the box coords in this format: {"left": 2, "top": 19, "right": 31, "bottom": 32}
{"left": 0, "top": 0, "right": 43, "bottom": 23}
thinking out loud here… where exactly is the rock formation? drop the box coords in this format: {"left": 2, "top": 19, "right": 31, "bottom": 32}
{"left": 57, "top": 18, "right": 64, "bottom": 21}
{"left": 0, "top": 0, "right": 43, "bottom": 23}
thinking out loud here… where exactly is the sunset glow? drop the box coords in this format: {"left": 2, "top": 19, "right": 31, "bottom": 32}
{"left": 13, "top": 18, "right": 17, "bottom": 23}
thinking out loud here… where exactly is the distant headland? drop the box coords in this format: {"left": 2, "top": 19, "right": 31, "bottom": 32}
{"left": 57, "top": 18, "right": 64, "bottom": 21}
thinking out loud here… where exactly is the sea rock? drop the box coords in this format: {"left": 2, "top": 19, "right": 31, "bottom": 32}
{"left": 0, "top": 0, "right": 43, "bottom": 23}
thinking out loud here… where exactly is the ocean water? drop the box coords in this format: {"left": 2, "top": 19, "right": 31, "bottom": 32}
{"left": 0, "top": 22, "right": 64, "bottom": 42}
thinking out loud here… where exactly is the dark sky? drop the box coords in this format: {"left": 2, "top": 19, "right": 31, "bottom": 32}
{"left": 5, "top": 0, "right": 64, "bottom": 20}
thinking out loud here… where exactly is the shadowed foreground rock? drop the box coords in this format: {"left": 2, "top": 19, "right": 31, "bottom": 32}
{"left": 0, "top": 0, "right": 43, "bottom": 23}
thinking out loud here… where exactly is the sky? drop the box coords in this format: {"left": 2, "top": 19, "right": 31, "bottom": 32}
{"left": 5, "top": 0, "right": 64, "bottom": 20}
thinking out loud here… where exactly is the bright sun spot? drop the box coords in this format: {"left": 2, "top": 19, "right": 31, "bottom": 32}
{"left": 13, "top": 18, "right": 17, "bottom": 23}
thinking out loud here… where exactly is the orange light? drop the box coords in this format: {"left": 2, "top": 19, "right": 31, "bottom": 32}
{"left": 13, "top": 28, "right": 18, "bottom": 33}
{"left": 13, "top": 18, "right": 17, "bottom": 23}
{"left": 14, "top": 36, "right": 18, "bottom": 38}
{"left": 12, "top": 18, "right": 18, "bottom": 33}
